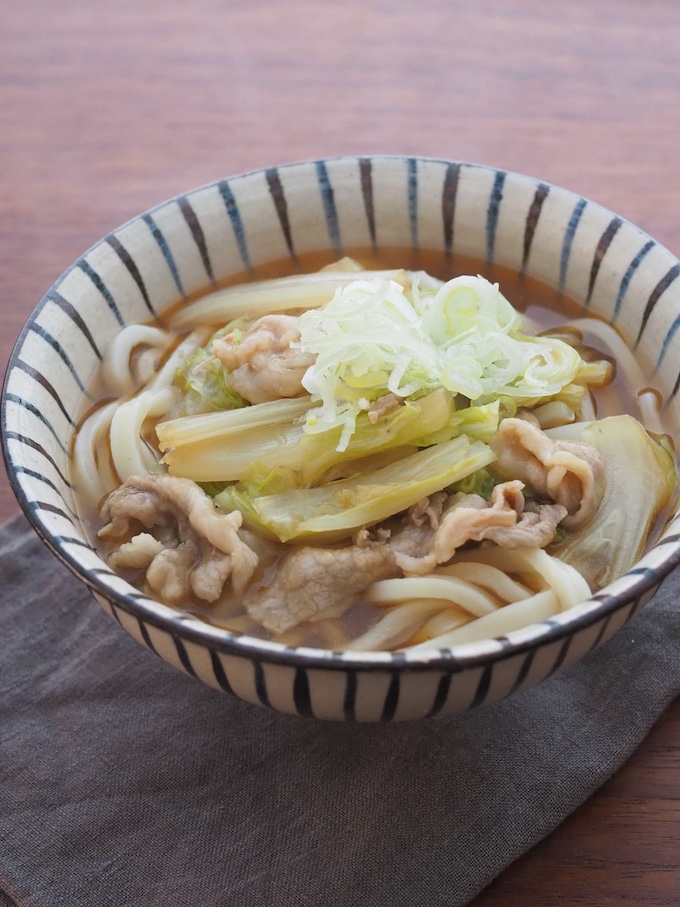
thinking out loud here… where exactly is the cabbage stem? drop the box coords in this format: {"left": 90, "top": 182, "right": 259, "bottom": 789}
{"left": 170, "top": 269, "right": 409, "bottom": 329}
{"left": 252, "top": 436, "right": 496, "bottom": 542}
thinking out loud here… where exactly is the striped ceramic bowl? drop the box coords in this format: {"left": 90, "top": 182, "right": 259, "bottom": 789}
{"left": 3, "top": 156, "right": 680, "bottom": 721}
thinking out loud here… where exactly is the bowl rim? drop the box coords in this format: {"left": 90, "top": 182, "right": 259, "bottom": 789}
{"left": 4, "top": 153, "right": 680, "bottom": 673}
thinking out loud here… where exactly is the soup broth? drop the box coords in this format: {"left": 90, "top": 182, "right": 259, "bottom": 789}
{"left": 72, "top": 248, "right": 676, "bottom": 652}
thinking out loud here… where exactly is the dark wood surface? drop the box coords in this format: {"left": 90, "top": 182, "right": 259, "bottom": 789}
{"left": 1, "top": 1, "right": 678, "bottom": 902}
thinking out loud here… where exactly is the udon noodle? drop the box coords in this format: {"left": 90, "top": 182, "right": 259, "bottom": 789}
{"left": 73, "top": 255, "right": 677, "bottom": 651}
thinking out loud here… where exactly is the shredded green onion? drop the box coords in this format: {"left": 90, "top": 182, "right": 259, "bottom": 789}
{"left": 294, "top": 275, "right": 583, "bottom": 450}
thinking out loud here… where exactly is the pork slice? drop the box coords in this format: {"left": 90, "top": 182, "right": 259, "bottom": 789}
{"left": 390, "top": 482, "right": 565, "bottom": 575}
{"left": 212, "top": 314, "right": 315, "bottom": 404}
{"left": 481, "top": 501, "right": 568, "bottom": 548}
{"left": 367, "top": 392, "right": 403, "bottom": 423}
{"left": 107, "top": 532, "right": 164, "bottom": 570}
{"left": 99, "top": 474, "right": 258, "bottom": 603}
{"left": 146, "top": 542, "right": 196, "bottom": 605}
{"left": 244, "top": 480, "right": 567, "bottom": 634}
{"left": 244, "top": 542, "right": 399, "bottom": 634}
{"left": 392, "top": 483, "right": 523, "bottom": 575}
{"left": 489, "top": 417, "right": 605, "bottom": 530}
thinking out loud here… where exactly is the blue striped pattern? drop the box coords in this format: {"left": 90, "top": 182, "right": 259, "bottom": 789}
{"left": 59, "top": 535, "right": 93, "bottom": 549}
{"left": 654, "top": 311, "right": 680, "bottom": 374}
{"left": 293, "top": 667, "right": 313, "bottom": 717}
{"left": 28, "top": 499, "right": 74, "bottom": 522}
{"left": 612, "top": 239, "right": 654, "bottom": 324}
{"left": 584, "top": 216, "right": 623, "bottom": 308}
{"left": 343, "top": 670, "right": 358, "bottom": 721}
{"left": 470, "top": 663, "right": 494, "bottom": 708}
{"left": 441, "top": 161, "right": 461, "bottom": 258}
{"left": 210, "top": 650, "right": 234, "bottom": 695}
{"left": 27, "top": 323, "right": 91, "bottom": 396}
{"left": 174, "top": 637, "right": 199, "bottom": 678}
{"left": 253, "top": 660, "right": 271, "bottom": 708}
{"left": 316, "top": 160, "right": 342, "bottom": 254}
{"left": 12, "top": 455, "right": 71, "bottom": 491}
{"left": 14, "top": 360, "right": 77, "bottom": 427}
{"left": 218, "top": 179, "right": 252, "bottom": 271}
{"left": 137, "top": 618, "right": 158, "bottom": 655}
{"left": 178, "top": 195, "right": 216, "bottom": 286}
{"left": 142, "top": 213, "right": 186, "bottom": 298}
{"left": 664, "top": 369, "right": 680, "bottom": 407}
{"left": 559, "top": 197, "right": 587, "bottom": 292}
{"left": 13, "top": 466, "right": 76, "bottom": 517}
{"left": 521, "top": 182, "right": 550, "bottom": 274}
{"left": 381, "top": 671, "right": 401, "bottom": 721}
{"left": 105, "top": 235, "right": 157, "bottom": 318}
{"left": 635, "top": 262, "right": 680, "bottom": 350}
{"left": 486, "top": 169, "right": 506, "bottom": 263}
{"left": 508, "top": 649, "right": 537, "bottom": 695}
{"left": 545, "top": 635, "right": 574, "bottom": 679}
{"left": 359, "top": 157, "right": 377, "bottom": 250}
{"left": 407, "top": 157, "right": 419, "bottom": 251}
{"left": 425, "top": 672, "right": 453, "bottom": 718}
{"left": 78, "top": 259, "right": 125, "bottom": 326}
{"left": 4, "top": 392, "right": 71, "bottom": 454}
{"left": 265, "top": 167, "right": 296, "bottom": 261}
{"left": 3, "top": 156, "right": 679, "bottom": 721}
{"left": 48, "top": 290, "right": 103, "bottom": 358}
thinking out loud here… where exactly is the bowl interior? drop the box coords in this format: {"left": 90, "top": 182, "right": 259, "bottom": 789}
{"left": 4, "top": 156, "right": 680, "bottom": 669}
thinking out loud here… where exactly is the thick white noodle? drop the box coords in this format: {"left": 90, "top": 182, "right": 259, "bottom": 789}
{"left": 523, "top": 549, "right": 591, "bottom": 610}
{"left": 101, "top": 325, "right": 172, "bottom": 396}
{"left": 435, "top": 562, "right": 533, "bottom": 603}
{"left": 531, "top": 400, "right": 576, "bottom": 429}
{"left": 419, "top": 609, "right": 471, "bottom": 639}
{"left": 367, "top": 576, "right": 500, "bottom": 617}
{"left": 579, "top": 389, "right": 597, "bottom": 422}
{"left": 544, "top": 421, "right": 593, "bottom": 441}
{"left": 357, "top": 548, "right": 591, "bottom": 653}
{"left": 74, "top": 402, "right": 119, "bottom": 503}
{"left": 638, "top": 390, "right": 664, "bottom": 430}
{"left": 135, "top": 347, "right": 165, "bottom": 386}
{"left": 109, "top": 387, "right": 178, "bottom": 482}
{"left": 402, "top": 590, "right": 559, "bottom": 651}
{"left": 147, "top": 328, "right": 212, "bottom": 392}
{"left": 565, "top": 317, "right": 664, "bottom": 434}
{"left": 347, "top": 599, "right": 465, "bottom": 652}
{"left": 452, "top": 547, "right": 590, "bottom": 611}
{"left": 76, "top": 329, "right": 208, "bottom": 507}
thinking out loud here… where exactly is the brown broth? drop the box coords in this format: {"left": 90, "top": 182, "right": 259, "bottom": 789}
{"left": 161, "top": 245, "right": 585, "bottom": 328}
{"left": 73, "top": 248, "right": 668, "bottom": 649}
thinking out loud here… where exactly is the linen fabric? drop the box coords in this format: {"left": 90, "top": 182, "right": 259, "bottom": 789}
{"left": 0, "top": 514, "right": 678, "bottom": 907}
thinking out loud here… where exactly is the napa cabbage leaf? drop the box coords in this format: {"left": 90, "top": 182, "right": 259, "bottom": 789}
{"left": 248, "top": 435, "right": 496, "bottom": 542}
{"left": 549, "top": 415, "right": 677, "bottom": 588}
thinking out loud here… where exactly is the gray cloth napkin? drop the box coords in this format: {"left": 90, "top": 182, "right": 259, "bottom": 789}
{"left": 0, "top": 513, "right": 678, "bottom": 907}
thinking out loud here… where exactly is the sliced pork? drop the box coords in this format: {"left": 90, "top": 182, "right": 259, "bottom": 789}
{"left": 489, "top": 417, "right": 605, "bottom": 529}
{"left": 244, "top": 480, "right": 569, "bottom": 634}
{"left": 99, "top": 474, "right": 258, "bottom": 605}
{"left": 243, "top": 540, "right": 399, "bottom": 634}
{"left": 213, "top": 314, "right": 315, "bottom": 404}
{"left": 392, "top": 482, "right": 567, "bottom": 575}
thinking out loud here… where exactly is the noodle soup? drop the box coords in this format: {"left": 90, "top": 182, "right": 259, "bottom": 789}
{"left": 73, "top": 249, "right": 677, "bottom": 653}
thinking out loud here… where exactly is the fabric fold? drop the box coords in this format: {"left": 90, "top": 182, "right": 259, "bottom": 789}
{"left": 0, "top": 513, "right": 678, "bottom": 907}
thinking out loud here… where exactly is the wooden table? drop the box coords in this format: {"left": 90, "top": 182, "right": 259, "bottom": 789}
{"left": 1, "top": 1, "right": 678, "bottom": 902}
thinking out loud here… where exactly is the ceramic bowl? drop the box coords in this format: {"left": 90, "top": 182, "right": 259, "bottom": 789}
{"left": 3, "top": 156, "right": 680, "bottom": 721}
